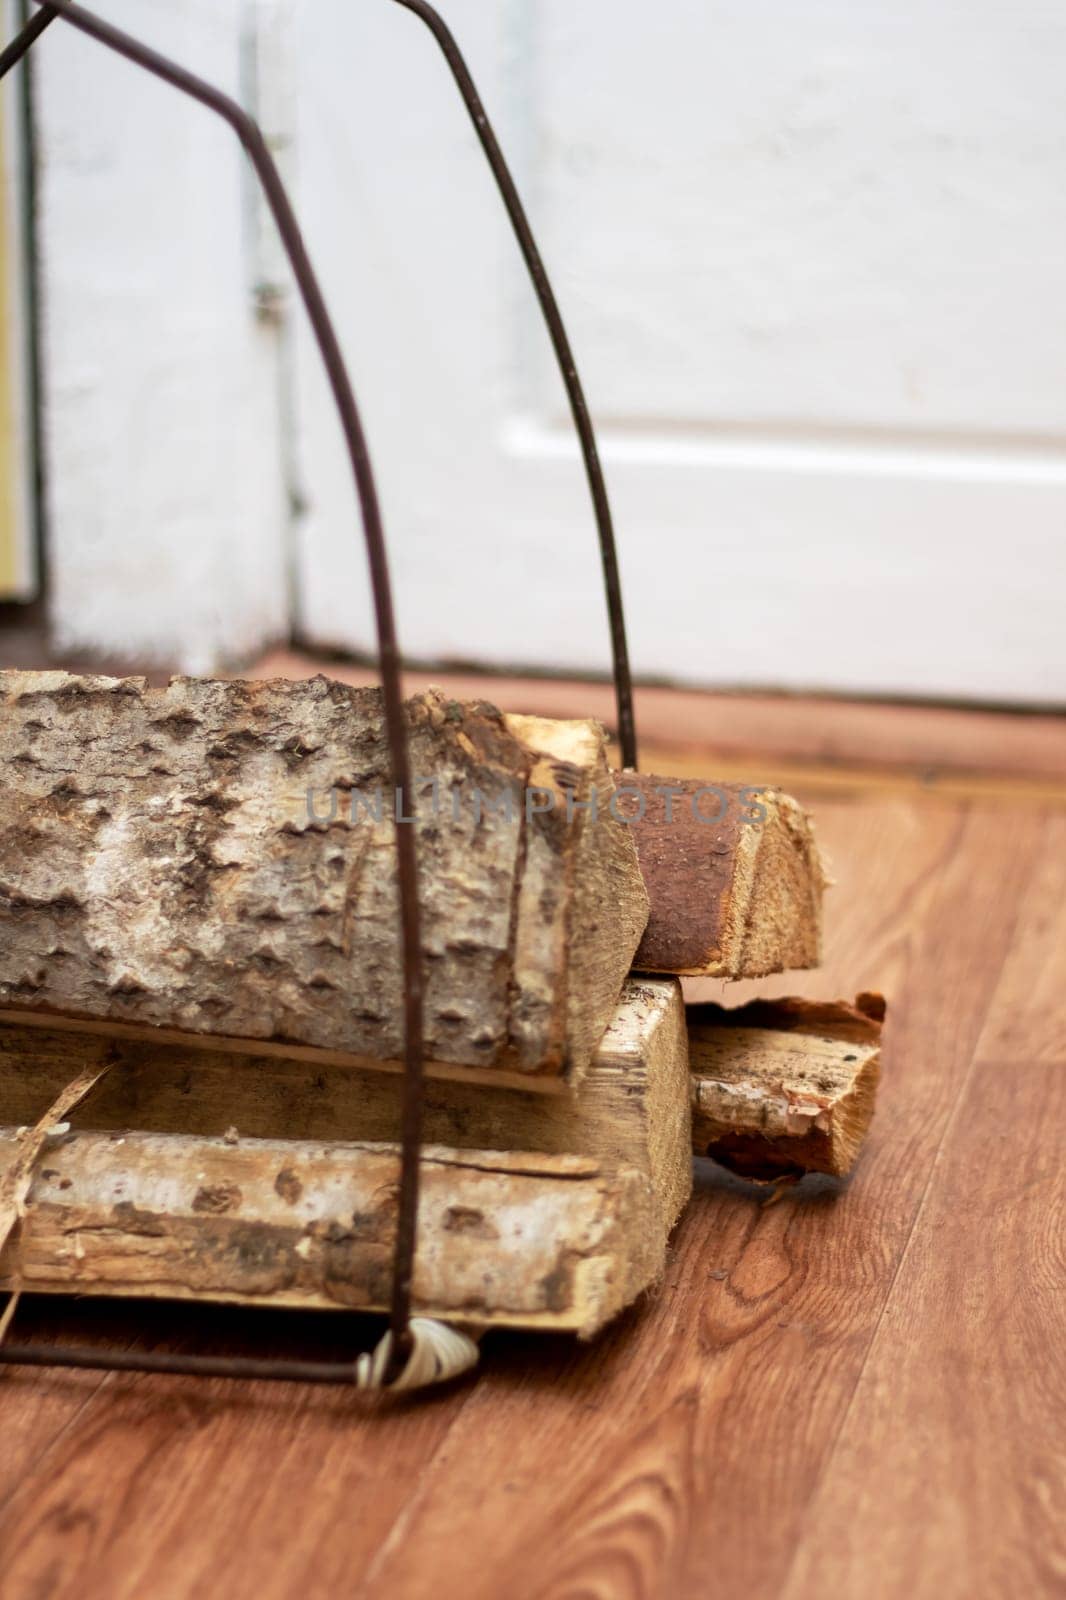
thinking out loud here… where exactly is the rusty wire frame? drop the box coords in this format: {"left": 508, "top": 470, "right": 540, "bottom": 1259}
{"left": 0, "top": 0, "right": 637, "bottom": 1388}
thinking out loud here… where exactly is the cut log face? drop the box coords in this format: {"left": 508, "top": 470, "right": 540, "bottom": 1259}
{"left": 620, "top": 774, "right": 827, "bottom": 978}
{"left": 0, "top": 977, "right": 691, "bottom": 1237}
{"left": 688, "top": 994, "right": 884, "bottom": 1178}
{"left": 0, "top": 1134, "right": 662, "bottom": 1338}
{"left": 0, "top": 672, "right": 649, "bottom": 1084}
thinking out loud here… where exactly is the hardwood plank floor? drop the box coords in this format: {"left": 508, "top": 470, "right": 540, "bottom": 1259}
{"left": 778, "top": 1055, "right": 1066, "bottom": 1600}
{"left": 0, "top": 674, "right": 1062, "bottom": 1600}
{"left": 974, "top": 812, "right": 1066, "bottom": 1062}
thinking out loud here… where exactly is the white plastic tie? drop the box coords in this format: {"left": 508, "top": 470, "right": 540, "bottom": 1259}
{"left": 355, "top": 1317, "right": 479, "bottom": 1393}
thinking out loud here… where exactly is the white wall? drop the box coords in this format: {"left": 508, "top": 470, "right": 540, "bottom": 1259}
{"left": 35, "top": 0, "right": 288, "bottom": 672}
{"left": 24, "top": 0, "right": 1066, "bottom": 700}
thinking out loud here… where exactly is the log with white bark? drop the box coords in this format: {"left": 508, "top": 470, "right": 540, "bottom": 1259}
{"left": 0, "top": 977, "right": 693, "bottom": 1235}
{"left": 0, "top": 993, "right": 881, "bottom": 1331}
{"left": 0, "top": 1133, "right": 661, "bottom": 1337}
{"left": 689, "top": 993, "right": 884, "bottom": 1178}
{"left": 0, "top": 671, "right": 649, "bottom": 1086}
{"left": 0, "top": 980, "right": 690, "bottom": 1335}
{"left": 620, "top": 774, "right": 827, "bottom": 977}
{"left": 0, "top": 984, "right": 883, "bottom": 1263}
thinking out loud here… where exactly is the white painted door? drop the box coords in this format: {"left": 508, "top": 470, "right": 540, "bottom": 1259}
{"left": 30, "top": 0, "right": 291, "bottom": 673}
{"left": 0, "top": 0, "right": 34, "bottom": 602}
{"left": 292, "top": 0, "right": 1066, "bottom": 703}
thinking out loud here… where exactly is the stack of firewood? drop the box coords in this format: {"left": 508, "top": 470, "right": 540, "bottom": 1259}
{"left": 0, "top": 671, "right": 881, "bottom": 1339}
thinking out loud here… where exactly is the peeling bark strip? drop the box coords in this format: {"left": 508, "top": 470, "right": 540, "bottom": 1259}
{"left": 0, "top": 1134, "right": 662, "bottom": 1337}
{"left": 0, "top": 671, "right": 649, "bottom": 1082}
{"left": 622, "top": 774, "right": 827, "bottom": 977}
{"left": 689, "top": 994, "right": 884, "bottom": 1178}
{"left": 0, "top": 1056, "right": 118, "bottom": 1261}
{"left": 0, "top": 978, "right": 692, "bottom": 1240}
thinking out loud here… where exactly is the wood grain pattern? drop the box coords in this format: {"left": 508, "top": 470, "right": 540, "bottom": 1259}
{"left": 0, "top": 1300, "right": 465, "bottom": 1596}
{"left": 0, "top": 698, "right": 1061, "bottom": 1600}
{"left": 779, "top": 1054, "right": 1066, "bottom": 1600}
{"left": 973, "top": 811, "right": 1066, "bottom": 1062}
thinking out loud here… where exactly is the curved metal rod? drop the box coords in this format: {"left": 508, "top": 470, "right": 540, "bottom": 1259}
{"left": 0, "top": 1, "right": 57, "bottom": 75}
{"left": 0, "top": 1340, "right": 365, "bottom": 1385}
{"left": 390, "top": 0, "right": 638, "bottom": 769}
{"left": 4, "top": 0, "right": 425, "bottom": 1377}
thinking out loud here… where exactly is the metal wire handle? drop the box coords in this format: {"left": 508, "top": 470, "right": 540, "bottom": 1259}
{"left": 0, "top": 0, "right": 638, "bottom": 1384}
{"left": 389, "top": 0, "right": 638, "bottom": 771}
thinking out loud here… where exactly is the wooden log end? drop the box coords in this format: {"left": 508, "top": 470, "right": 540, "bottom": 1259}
{"left": 625, "top": 775, "right": 827, "bottom": 979}
{"left": 688, "top": 994, "right": 884, "bottom": 1179}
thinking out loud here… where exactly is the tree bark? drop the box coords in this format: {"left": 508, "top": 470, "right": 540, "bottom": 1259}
{"left": 0, "top": 1132, "right": 662, "bottom": 1337}
{"left": 0, "top": 671, "right": 649, "bottom": 1085}
{"left": 0, "top": 977, "right": 692, "bottom": 1236}
{"left": 621, "top": 774, "right": 827, "bottom": 977}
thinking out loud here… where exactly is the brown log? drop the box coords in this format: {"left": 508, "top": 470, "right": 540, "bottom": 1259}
{"left": 621, "top": 773, "right": 827, "bottom": 977}
{"left": 0, "top": 671, "right": 648, "bottom": 1085}
{"left": 0, "top": 977, "right": 692, "bottom": 1235}
{"left": 688, "top": 994, "right": 884, "bottom": 1178}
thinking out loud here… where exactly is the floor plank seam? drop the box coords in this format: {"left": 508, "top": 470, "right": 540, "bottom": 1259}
{"left": 0, "top": 1364, "right": 119, "bottom": 1522}
{"left": 351, "top": 1383, "right": 483, "bottom": 1597}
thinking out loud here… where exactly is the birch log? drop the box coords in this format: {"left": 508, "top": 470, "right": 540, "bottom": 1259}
{"left": 621, "top": 774, "right": 827, "bottom": 977}
{"left": 689, "top": 994, "right": 884, "bottom": 1178}
{"left": 0, "top": 993, "right": 880, "bottom": 1330}
{"left": 0, "top": 671, "right": 648, "bottom": 1085}
{"left": 0, "top": 1134, "right": 661, "bottom": 1337}
{"left": 0, "top": 977, "right": 692, "bottom": 1234}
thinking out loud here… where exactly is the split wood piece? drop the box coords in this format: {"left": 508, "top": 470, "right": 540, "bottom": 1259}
{"left": 0, "top": 978, "right": 692, "bottom": 1235}
{"left": 0, "top": 671, "right": 649, "bottom": 1086}
{"left": 619, "top": 773, "right": 827, "bottom": 977}
{"left": 0, "top": 1133, "right": 662, "bottom": 1338}
{"left": 688, "top": 993, "right": 885, "bottom": 1179}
